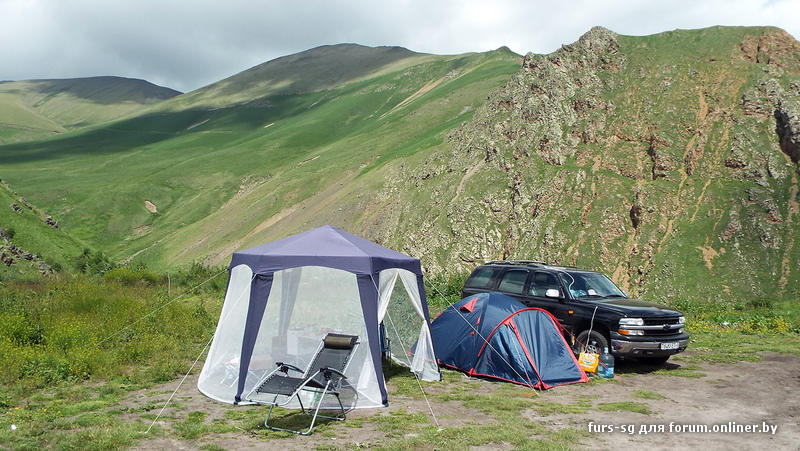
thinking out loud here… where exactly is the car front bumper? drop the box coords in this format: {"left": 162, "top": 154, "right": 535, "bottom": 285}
{"left": 609, "top": 332, "right": 690, "bottom": 358}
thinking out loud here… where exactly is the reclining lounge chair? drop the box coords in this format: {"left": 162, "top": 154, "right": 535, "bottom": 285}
{"left": 244, "top": 333, "right": 359, "bottom": 435}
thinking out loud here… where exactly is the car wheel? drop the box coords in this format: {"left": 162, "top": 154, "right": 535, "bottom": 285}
{"left": 639, "top": 355, "right": 670, "bottom": 365}
{"left": 572, "top": 330, "right": 608, "bottom": 355}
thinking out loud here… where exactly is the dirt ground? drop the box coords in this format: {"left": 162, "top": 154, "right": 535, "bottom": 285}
{"left": 129, "top": 352, "right": 799, "bottom": 450}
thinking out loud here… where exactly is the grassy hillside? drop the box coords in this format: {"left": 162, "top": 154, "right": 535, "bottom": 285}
{"left": 0, "top": 29, "right": 798, "bottom": 306}
{"left": 0, "top": 180, "right": 85, "bottom": 278}
{"left": 0, "top": 77, "right": 180, "bottom": 143}
{"left": 372, "top": 26, "right": 800, "bottom": 304}
{"left": 161, "top": 44, "right": 427, "bottom": 109}
{"left": 0, "top": 44, "right": 522, "bottom": 267}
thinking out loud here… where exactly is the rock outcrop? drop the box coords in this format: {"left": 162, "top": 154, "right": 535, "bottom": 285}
{"left": 374, "top": 26, "right": 800, "bottom": 303}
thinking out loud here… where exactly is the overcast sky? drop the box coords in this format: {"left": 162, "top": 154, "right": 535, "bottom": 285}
{"left": 1, "top": 0, "right": 798, "bottom": 93}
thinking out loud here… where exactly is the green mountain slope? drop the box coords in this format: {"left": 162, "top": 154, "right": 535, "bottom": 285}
{"left": 372, "top": 26, "right": 800, "bottom": 303}
{"left": 0, "top": 44, "right": 522, "bottom": 266}
{"left": 0, "top": 179, "right": 85, "bottom": 278}
{"left": 161, "top": 44, "right": 427, "bottom": 109}
{"left": 1, "top": 28, "right": 798, "bottom": 306}
{"left": 0, "top": 76, "right": 180, "bottom": 143}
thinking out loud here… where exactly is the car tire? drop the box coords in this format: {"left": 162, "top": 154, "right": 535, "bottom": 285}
{"left": 572, "top": 329, "right": 608, "bottom": 355}
{"left": 639, "top": 356, "right": 670, "bottom": 365}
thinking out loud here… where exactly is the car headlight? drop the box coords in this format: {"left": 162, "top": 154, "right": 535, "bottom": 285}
{"left": 618, "top": 328, "right": 644, "bottom": 336}
{"left": 619, "top": 317, "right": 644, "bottom": 326}
{"left": 677, "top": 316, "right": 685, "bottom": 325}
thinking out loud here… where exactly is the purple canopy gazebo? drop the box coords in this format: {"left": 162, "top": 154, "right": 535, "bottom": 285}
{"left": 198, "top": 225, "right": 440, "bottom": 409}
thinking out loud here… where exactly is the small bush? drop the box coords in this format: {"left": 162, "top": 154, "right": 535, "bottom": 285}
{"left": 0, "top": 313, "right": 45, "bottom": 346}
{"left": 103, "top": 267, "right": 162, "bottom": 285}
{"left": 0, "top": 391, "right": 11, "bottom": 409}
{"left": 74, "top": 248, "right": 115, "bottom": 274}
{"left": 170, "top": 261, "right": 227, "bottom": 294}
{"left": 425, "top": 272, "right": 468, "bottom": 310}
{"left": 746, "top": 298, "right": 774, "bottom": 309}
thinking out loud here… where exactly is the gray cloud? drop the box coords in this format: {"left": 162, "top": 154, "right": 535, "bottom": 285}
{"left": 1, "top": 0, "right": 798, "bottom": 92}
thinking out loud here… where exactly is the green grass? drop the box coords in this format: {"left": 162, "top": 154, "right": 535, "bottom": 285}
{"left": 0, "top": 268, "right": 225, "bottom": 395}
{"left": 632, "top": 389, "right": 666, "bottom": 400}
{"left": 0, "top": 77, "right": 179, "bottom": 144}
{"left": 681, "top": 330, "right": 800, "bottom": 364}
{"left": 0, "top": 381, "right": 149, "bottom": 450}
{"left": 1, "top": 26, "right": 800, "bottom": 449}
{"left": 0, "top": 267, "right": 228, "bottom": 450}
{"left": 362, "top": 380, "right": 593, "bottom": 449}
{"left": 0, "top": 182, "right": 86, "bottom": 278}
{"left": 530, "top": 399, "right": 592, "bottom": 416}
{"left": 596, "top": 401, "right": 652, "bottom": 415}
{"left": 2, "top": 27, "right": 797, "bottom": 310}
{"left": 0, "top": 46, "right": 519, "bottom": 272}
{"left": 174, "top": 411, "right": 228, "bottom": 440}
{"left": 0, "top": 271, "right": 798, "bottom": 449}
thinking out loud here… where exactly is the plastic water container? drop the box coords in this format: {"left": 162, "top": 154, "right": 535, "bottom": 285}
{"left": 598, "top": 347, "right": 614, "bottom": 379}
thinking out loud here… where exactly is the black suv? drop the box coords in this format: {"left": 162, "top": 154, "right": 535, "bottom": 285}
{"left": 462, "top": 261, "right": 689, "bottom": 363}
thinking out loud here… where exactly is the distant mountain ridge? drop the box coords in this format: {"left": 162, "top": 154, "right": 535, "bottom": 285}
{"left": 159, "top": 43, "right": 430, "bottom": 109}
{"left": 0, "top": 76, "right": 181, "bottom": 102}
{"left": 0, "top": 76, "right": 180, "bottom": 143}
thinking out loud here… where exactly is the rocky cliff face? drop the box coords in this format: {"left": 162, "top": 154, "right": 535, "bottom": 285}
{"left": 374, "top": 26, "right": 800, "bottom": 303}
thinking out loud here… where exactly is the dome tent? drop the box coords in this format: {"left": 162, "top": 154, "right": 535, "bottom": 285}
{"left": 198, "top": 225, "right": 440, "bottom": 409}
{"left": 431, "top": 292, "right": 587, "bottom": 389}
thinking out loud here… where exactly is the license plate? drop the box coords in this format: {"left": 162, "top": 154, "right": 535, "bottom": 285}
{"left": 660, "top": 342, "right": 679, "bottom": 350}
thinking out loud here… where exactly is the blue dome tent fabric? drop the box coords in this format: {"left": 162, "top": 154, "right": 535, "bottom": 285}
{"left": 198, "top": 225, "right": 440, "bottom": 410}
{"left": 431, "top": 292, "right": 587, "bottom": 389}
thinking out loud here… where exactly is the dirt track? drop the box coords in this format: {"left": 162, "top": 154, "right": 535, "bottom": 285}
{"left": 130, "top": 352, "right": 799, "bottom": 449}
{"left": 537, "top": 352, "right": 799, "bottom": 450}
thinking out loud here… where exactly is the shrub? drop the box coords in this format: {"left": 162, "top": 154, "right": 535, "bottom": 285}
{"left": 103, "top": 267, "right": 162, "bottom": 285}
{"left": 0, "top": 313, "right": 45, "bottom": 346}
{"left": 169, "top": 261, "right": 227, "bottom": 294}
{"left": 425, "top": 272, "right": 468, "bottom": 310}
{"left": 74, "top": 248, "right": 115, "bottom": 274}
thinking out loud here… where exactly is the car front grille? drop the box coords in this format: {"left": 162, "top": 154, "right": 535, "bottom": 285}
{"left": 642, "top": 317, "right": 683, "bottom": 336}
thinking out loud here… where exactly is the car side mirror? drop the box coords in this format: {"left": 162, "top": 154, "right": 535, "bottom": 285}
{"left": 545, "top": 289, "right": 562, "bottom": 299}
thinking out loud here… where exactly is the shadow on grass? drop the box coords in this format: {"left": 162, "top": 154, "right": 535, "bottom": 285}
{"left": 616, "top": 359, "right": 681, "bottom": 374}
{"left": 615, "top": 359, "right": 705, "bottom": 378}
{"left": 259, "top": 406, "right": 341, "bottom": 435}
{"left": 382, "top": 357, "right": 415, "bottom": 382}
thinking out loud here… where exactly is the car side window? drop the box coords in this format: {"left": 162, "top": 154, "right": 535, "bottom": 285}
{"left": 529, "top": 272, "right": 560, "bottom": 297}
{"left": 464, "top": 267, "right": 497, "bottom": 288}
{"left": 497, "top": 269, "right": 528, "bottom": 294}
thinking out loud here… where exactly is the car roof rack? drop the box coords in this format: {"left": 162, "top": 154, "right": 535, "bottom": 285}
{"left": 485, "top": 260, "right": 583, "bottom": 270}
{"left": 549, "top": 263, "right": 580, "bottom": 269}
{"left": 485, "top": 260, "right": 548, "bottom": 266}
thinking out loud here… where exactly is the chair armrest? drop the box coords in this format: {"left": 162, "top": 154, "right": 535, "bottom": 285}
{"left": 321, "top": 367, "right": 348, "bottom": 380}
{"left": 275, "top": 362, "right": 304, "bottom": 374}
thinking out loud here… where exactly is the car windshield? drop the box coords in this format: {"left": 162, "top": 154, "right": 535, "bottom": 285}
{"left": 560, "top": 271, "right": 626, "bottom": 300}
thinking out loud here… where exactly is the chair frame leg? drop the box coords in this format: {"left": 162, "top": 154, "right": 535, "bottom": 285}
{"left": 306, "top": 390, "right": 346, "bottom": 421}
{"left": 263, "top": 381, "right": 348, "bottom": 435}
